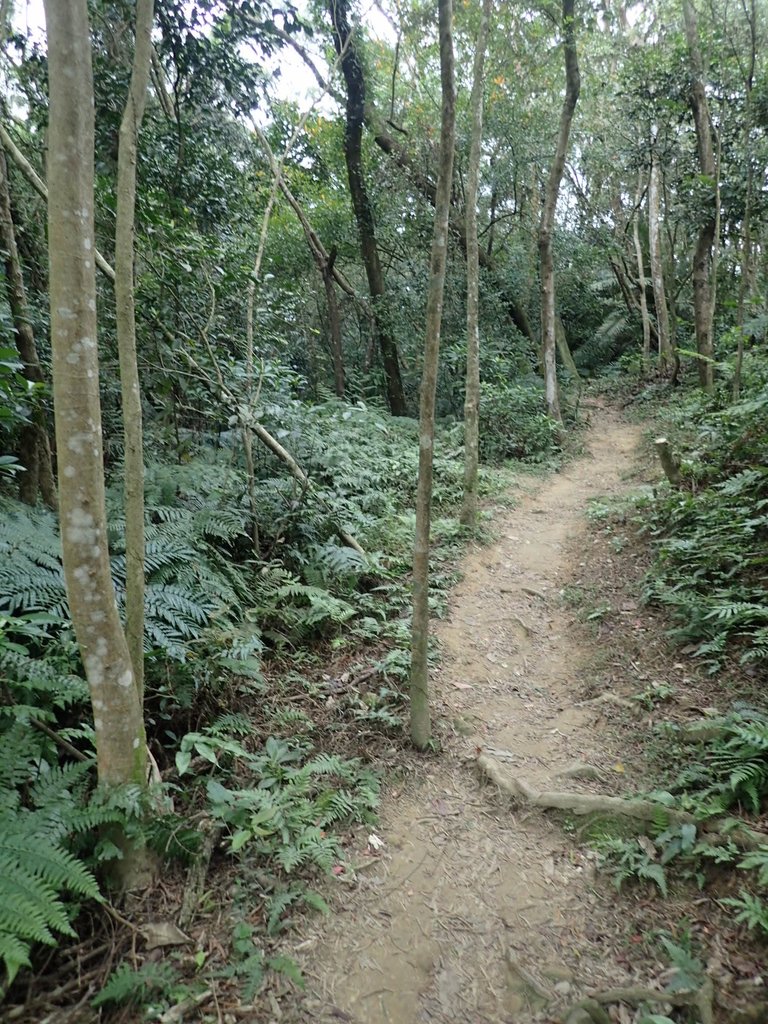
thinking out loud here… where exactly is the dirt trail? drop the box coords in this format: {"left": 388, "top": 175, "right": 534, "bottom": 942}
{"left": 299, "top": 405, "right": 645, "bottom": 1024}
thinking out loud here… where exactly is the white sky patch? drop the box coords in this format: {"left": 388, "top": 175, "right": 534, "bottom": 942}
{"left": 17, "top": 0, "right": 397, "bottom": 108}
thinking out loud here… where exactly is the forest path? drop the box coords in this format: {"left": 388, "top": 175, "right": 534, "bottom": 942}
{"left": 298, "top": 403, "right": 645, "bottom": 1024}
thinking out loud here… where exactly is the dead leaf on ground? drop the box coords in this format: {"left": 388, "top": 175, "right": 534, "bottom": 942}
{"left": 141, "top": 921, "right": 192, "bottom": 950}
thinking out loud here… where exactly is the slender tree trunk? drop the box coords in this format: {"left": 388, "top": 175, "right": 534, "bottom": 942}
{"left": 733, "top": 0, "right": 756, "bottom": 401}
{"left": 0, "top": 144, "right": 57, "bottom": 508}
{"left": 460, "top": 0, "right": 491, "bottom": 530}
{"left": 115, "top": 0, "right": 154, "bottom": 704}
{"left": 632, "top": 172, "right": 651, "bottom": 369}
{"left": 683, "top": 0, "right": 716, "bottom": 393}
{"left": 44, "top": 0, "right": 148, "bottom": 795}
{"left": 538, "top": 0, "right": 580, "bottom": 423}
{"left": 555, "top": 315, "right": 580, "bottom": 389}
{"left": 410, "top": 0, "right": 455, "bottom": 750}
{"left": 328, "top": 0, "right": 407, "bottom": 416}
{"left": 323, "top": 251, "right": 345, "bottom": 397}
{"left": 648, "top": 154, "right": 674, "bottom": 372}
{"left": 278, "top": 33, "right": 534, "bottom": 351}
{"left": 734, "top": 150, "right": 752, "bottom": 401}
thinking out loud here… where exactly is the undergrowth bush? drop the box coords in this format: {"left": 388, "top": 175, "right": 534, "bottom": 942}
{"left": 0, "top": 727, "right": 101, "bottom": 993}
{"left": 478, "top": 379, "right": 560, "bottom": 464}
{"left": 642, "top": 378, "right": 768, "bottom": 671}
{"left": 595, "top": 709, "right": 768, "bottom": 940}
{"left": 0, "top": 390, "right": 512, "bottom": 1005}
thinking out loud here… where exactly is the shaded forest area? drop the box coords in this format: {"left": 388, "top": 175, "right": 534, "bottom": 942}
{"left": 0, "top": 0, "right": 767, "bottom": 1020}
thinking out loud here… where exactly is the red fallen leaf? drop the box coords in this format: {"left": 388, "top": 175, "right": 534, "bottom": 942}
{"left": 332, "top": 864, "right": 345, "bottom": 876}
{"left": 630, "top": 935, "right": 643, "bottom": 944}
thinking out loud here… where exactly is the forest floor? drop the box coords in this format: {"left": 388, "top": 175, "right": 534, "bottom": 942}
{"left": 287, "top": 400, "right": 674, "bottom": 1024}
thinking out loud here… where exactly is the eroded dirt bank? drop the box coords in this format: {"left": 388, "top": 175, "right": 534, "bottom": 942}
{"left": 297, "top": 404, "right": 647, "bottom": 1024}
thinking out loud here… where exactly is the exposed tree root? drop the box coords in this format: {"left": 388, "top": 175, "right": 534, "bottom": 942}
{"left": 477, "top": 751, "right": 768, "bottom": 850}
{"left": 576, "top": 692, "right": 639, "bottom": 713}
{"left": 566, "top": 978, "right": 714, "bottom": 1024}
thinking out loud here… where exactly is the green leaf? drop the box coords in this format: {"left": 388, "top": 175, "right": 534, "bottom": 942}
{"left": 194, "top": 741, "right": 218, "bottom": 764}
{"left": 230, "top": 829, "right": 252, "bottom": 852}
{"left": 206, "top": 779, "right": 233, "bottom": 805}
{"left": 268, "top": 954, "right": 304, "bottom": 988}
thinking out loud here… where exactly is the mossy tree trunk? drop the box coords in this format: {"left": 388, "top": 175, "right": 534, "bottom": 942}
{"left": 632, "top": 172, "right": 652, "bottom": 370}
{"left": 115, "top": 0, "right": 154, "bottom": 705}
{"left": 322, "top": 250, "right": 346, "bottom": 398}
{"left": 733, "top": 0, "right": 756, "bottom": 400}
{"left": 460, "top": 0, "right": 492, "bottom": 530}
{"left": 43, "top": 0, "right": 149, "bottom": 818}
{"left": 683, "top": 0, "right": 716, "bottom": 394}
{"left": 538, "top": 0, "right": 580, "bottom": 424}
{"left": 410, "top": 0, "right": 456, "bottom": 750}
{"left": 328, "top": 0, "right": 407, "bottom": 416}
{"left": 647, "top": 154, "right": 674, "bottom": 373}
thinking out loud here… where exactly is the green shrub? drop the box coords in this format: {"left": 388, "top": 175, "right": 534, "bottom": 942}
{"left": 478, "top": 380, "right": 560, "bottom": 464}
{"left": 643, "top": 383, "right": 768, "bottom": 669}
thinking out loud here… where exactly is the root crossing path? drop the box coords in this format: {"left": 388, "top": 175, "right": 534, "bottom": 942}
{"left": 299, "top": 405, "right": 645, "bottom": 1024}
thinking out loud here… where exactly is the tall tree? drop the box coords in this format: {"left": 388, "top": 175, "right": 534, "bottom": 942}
{"left": 539, "top": 0, "right": 580, "bottom": 423}
{"left": 632, "top": 171, "right": 652, "bottom": 369}
{"left": 682, "top": 0, "right": 716, "bottom": 393}
{"left": 115, "top": 0, "right": 154, "bottom": 704}
{"left": 460, "top": 0, "right": 492, "bottom": 529}
{"left": 409, "top": 0, "right": 456, "bottom": 750}
{"left": 647, "top": 152, "right": 674, "bottom": 373}
{"left": 327, "top": 0, "right": 407, "bottom": 416}
{"left": 43, "top": 0, "right": 148, "bottom": 814}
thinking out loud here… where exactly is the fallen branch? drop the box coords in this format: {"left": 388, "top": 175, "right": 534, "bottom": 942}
{"left": 30, "top": 717, "right": 89, "bottom": 762}
{"left": 0, "top": 121, "right": 116, "bottom": 283}
{"left": 477, "top": 751, "right": 768, "bottom": 850}
{"left": 252, "top": 423, "right": 364, "bottom": 556}
{"left": 157, "top": 989, "right": 213, "bottom": 1023}
{"left": 178, "top": 820, "right": 223, "bottom": 929}
{"left": 179, "top": 345, "right": 366, "bottom": 556}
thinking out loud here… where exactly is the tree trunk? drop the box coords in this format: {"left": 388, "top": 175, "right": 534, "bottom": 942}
{"left": 323, "top": 250, "right": 345, "bottom": 398}
{"left": 0, "top": 144, "right": 56, "bottom": 509}
{"left": 632, "top": 172, "right": 652, "bottom": 369}
{"left": 647, "top": 154, "right": 674, "bottom": 372}
{"left": 733, "top": 0, "right": 756, "bottom": 401}
{"left": 410, "top": 0, "right": 455, "bottom": 750}
{"left": 555, "top": 315, "right": 580, "bottom": 391}
{"left": 328, "top": 0, "right": 407, "bottom": 416}
{"left": 43, "top": 0, "right": 148, "bottom": 798}
{"left": 538, "top": 0, "right": 580, "bottom": 424}
{"left": 460, "top": 0, "right": 491, "bottom": 530}
{"left": 274, "top": 36, "right": 536, "bottom": 351}
{"left": 115, "top": 0, "right": 154, "bottom": 704}
{"left": 682, "top": 0, "right": 716, "bottom": 393}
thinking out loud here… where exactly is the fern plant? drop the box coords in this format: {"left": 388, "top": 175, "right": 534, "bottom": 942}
{"left": 643, "top": 384, "right": 768, "bottom": 669}
{"left": 0, "top": 740, "right": 101, "bottom": 994}
{"left": 720, "top": 891, "right": 768, "bottom": 936}
{"left": 204, "top": 735, "right": 379, "bottom": 881}
{"left": 672, "top": 712, "right": 768, "bottom": 815}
